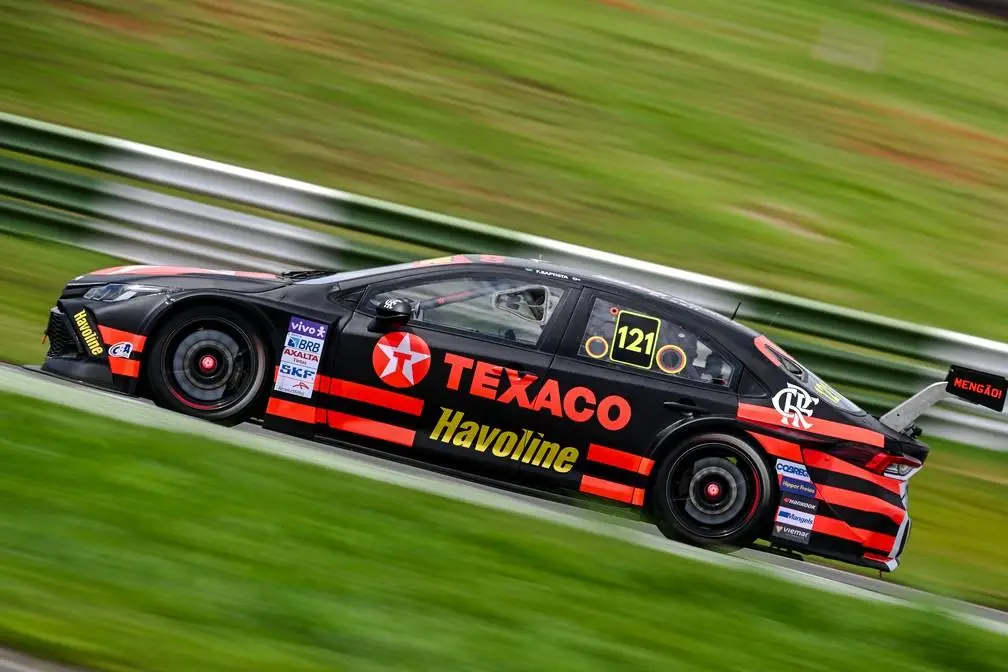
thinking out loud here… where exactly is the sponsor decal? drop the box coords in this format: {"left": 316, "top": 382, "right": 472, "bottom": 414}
{"left": 946, "top": 366, "right": 1008, "bottom": 413}
{"left": 288, "top": 316, "right": 328, "bottom": 340}
{"left": 72, "top": 310, "right": 104, "bottom": 356}
{"left": 108, "top": 341, "right": 133, "bottom": 358}
{"left": 444, "top": 353, "right": 632, "bottom": 431}
{"left": 772, "top": 383, "right": 819, "bottom": 429}
{"left": 772, "top": 522, "right": 811, "bottom": 545}
{"left": 813, "top": 380, "right": 844, "bottom": 406}
{"left": 775, "top": 506, "right": 815, "bottom": 531}
{"left": 275, "top": 316, "right": 327, "bottom": 399}
{"left": 431, "top": 407, "right": 579, "bottom": 474}
{"left": 781, "top": 494, "right": 818, "bottom": 514}
{"left": 779, "top": 477, "right": 817, "bottom": 498}
{"left": 373, "top": 332, "right": 432, "bottom": 388}
{"left": 775, "top": 459, "right": 811, "bottom": 482}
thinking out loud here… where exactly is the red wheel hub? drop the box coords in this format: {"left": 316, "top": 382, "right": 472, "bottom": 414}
{"left": 704, "top": 482, "right": 722, "bottom": 499}
{"left": 199, "top": 354, "right": 218, "bottom": 372}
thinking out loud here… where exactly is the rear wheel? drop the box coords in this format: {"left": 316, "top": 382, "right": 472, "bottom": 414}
{"left": 651, "top": 432, "right": 772, "bottom": 550}
{"left": 147, "top": 306, "right": 269, "bottom": 426}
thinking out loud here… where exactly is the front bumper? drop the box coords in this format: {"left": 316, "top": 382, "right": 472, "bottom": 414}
{"left": 41, "top": 305, "right": 139, "bottom": 394}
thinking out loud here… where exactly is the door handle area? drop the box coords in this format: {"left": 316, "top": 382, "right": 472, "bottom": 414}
{"left": 664, "top": 399, "right": 708, "bottom": 416}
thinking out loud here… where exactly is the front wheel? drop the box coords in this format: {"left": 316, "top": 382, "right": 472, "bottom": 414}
{"left": 651, "top": 432, "right": 773, "bottom": 550}
{"left": 147, "top": 306, "right": 269, "bottom": 426}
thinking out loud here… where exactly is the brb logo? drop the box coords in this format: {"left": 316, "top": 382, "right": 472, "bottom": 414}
{"left": 772, "top": 383, "right": 819, "bottom": 430}
{"left": 373, "top": 332, "right": 432, "bottom": 388}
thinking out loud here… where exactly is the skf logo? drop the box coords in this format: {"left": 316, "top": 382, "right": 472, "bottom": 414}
{"left": 444, "top": 354, "right": 631, "bottom": 431}
{"left": 280, "top": 363, "right": 314, "bottom": 379}
{"left": 772, "top": 384, "right": 818, "bottom": 430}
{"left": 73, "top": 310, "right": 104, "bottom": 356}
{"left": 431, "top": 407, "right": 578, "bottom": 473}
{"left": 373, "top": 332, "right": 432, "bottom": 388}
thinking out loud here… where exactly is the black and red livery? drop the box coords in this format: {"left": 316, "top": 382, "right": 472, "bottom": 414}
{"left": 40, "top": 255, "right": 1007, "bottom": 572}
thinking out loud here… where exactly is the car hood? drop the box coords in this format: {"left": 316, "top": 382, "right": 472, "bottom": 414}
{"left": 67, "top": 264, "right": 291, "bottom": 293}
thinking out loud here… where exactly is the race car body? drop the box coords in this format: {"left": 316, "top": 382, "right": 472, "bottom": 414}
{"left": 40, "top": 255, "right": 1008, "bottom": 572}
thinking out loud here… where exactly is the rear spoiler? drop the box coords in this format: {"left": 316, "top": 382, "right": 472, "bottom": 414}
{"left": 879, "top": 365, "right": 1008, "bottom": 435}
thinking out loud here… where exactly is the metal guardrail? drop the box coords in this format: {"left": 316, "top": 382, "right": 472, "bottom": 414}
{"left": 1, "top": 112, "right": 1006, "bottom": 449}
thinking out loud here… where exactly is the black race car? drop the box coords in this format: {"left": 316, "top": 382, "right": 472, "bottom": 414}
{"left": 41, "top": 255, "right": 1008, "bottom": 571}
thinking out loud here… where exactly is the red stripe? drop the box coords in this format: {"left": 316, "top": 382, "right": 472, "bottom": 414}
{"left": 327, "top": 411, "right": 414, "bottom": 447}
{"left": 108, "top": 358, "right": 140, "bottom": 378}
{"left": 328, "top": 379, "right": 424, "bottom": 416}
{"left": 586, "top": 444, "right": 654, "bottom": 475}
{"left": 266, "top": 398, "right": 317, "bottom": 423}
{"left": 738, "top": 403, "right": 885, "bottom": 448}
{"left": 803, "top": 449, "right": 902, "bottom": 495}
{"left": 579, "top": 475, "right": 645, "bottom": 506}
{"left": 812, "top": 515, "right": 896, "bottom": 554}
{"left": 747, "top": 432, "right": 803, "bottom": 462}
{"left": 96, "top": 326, "right": 147, "bottom": 353}
{"left": 815, "top": 483, "right": 906, "bottom": 524}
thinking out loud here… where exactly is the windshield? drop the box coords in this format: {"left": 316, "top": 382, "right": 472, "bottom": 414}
{"left": 754, "top": 335, "right": 865, "bottom": 415}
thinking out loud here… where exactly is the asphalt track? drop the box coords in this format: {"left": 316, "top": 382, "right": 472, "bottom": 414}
{"left": 0, "top": 362, "right": 1005, "bottom": 670}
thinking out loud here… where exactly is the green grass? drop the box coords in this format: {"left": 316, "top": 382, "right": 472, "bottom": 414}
{"left": 1, "top": 390, "right": 1007, "bottom": 672}
{"left": 3, "top": 0, "right": 1008, "bottom": 337}
{"left": 0, "top": 232, "right": 123, "bottom": 364}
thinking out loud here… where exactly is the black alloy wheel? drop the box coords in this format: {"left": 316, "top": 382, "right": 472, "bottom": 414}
{"left": 148, "top": 306, "right": 269, "bottom": 426}
{"left": 651, "top": 432, "right": 773, "bottom": 550}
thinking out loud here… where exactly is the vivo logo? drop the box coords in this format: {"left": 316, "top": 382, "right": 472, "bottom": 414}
{"left": 289, "top": 316, "right": 327, "bottom": 339}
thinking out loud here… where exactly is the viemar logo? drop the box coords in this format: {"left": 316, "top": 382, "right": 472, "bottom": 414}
{"left": 430, "top": 407, "right": 579, "bottom": 474}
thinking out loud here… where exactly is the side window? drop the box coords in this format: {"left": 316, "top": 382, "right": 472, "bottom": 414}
{"left": 367, "top": 276, "right": 566, "bottom": 346}
{"left": 577, "top": 298, "right": 734, "bottom": 387}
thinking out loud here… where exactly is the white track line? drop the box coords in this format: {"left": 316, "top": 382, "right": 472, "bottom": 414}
{"left": 1, "top": 364, "right": 1005, "bottom": 635}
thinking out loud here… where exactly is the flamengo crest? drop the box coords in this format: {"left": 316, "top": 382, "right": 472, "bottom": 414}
{"left": 772, "top": 384, "right": 819, "bottom": 430}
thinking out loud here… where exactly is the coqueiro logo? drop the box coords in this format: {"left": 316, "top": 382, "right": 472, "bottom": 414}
{"left": 775, "top": 459, "right": 811, "bottom": 482}
{"left": 772, "top": 383, "right": 819, "bottom": 429}
{"left": 73, "top": 310, "right": 104, "bottom": 356}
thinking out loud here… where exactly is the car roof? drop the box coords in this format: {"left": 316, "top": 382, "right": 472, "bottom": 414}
{"left": 298, "top": 253, "right": 759, "bottom": 339}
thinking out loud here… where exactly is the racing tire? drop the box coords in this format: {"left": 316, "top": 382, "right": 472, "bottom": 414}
{"left": 651, "top": 432, "right": 773, "bottom": 550}
{"left": 147, "top": 306, "right": 270, "bottom": 426}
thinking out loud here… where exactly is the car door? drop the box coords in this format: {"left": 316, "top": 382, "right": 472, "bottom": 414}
{"left": 529, "top": 289, "right": 742, "bottom": 504}
{"left": 322, "top": 269, "right": 581, "bottom": 481}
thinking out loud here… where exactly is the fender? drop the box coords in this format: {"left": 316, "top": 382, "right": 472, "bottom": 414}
{"left": 644, "top": 415, "right": 749, "bottom": 466}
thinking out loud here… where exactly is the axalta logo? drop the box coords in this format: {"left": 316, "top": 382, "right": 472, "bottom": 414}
{"left": 776, "top": 459, "right": 811, "bottom": 482}
{"left": 373, "top": 332, "right": 431, "bottom": 388}
{"left": 72, "top": 310, "right": 104, "bottom": 356}
{"left": 431, "top": 407, "right": 579, "bottom": 473}
{"left": 444, "top": 353, "right": 631, "bottom": 431}
{"left": 772, "top": 384, "right": 819, "bottom": 430}
{"left": 283, "top": 346, "right": 319, "bottom": 363}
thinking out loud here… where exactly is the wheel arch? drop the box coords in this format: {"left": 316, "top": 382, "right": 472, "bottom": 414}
{"left": 642, "top": 417, "right": 774, "bottom": 503}
{"left": 135, "top": 294, "right": 277, "bottom": 397}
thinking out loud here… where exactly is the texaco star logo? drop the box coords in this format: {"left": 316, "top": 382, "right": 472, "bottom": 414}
{"left": 372, "top": 332, "right": 432, "bottom": 388}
